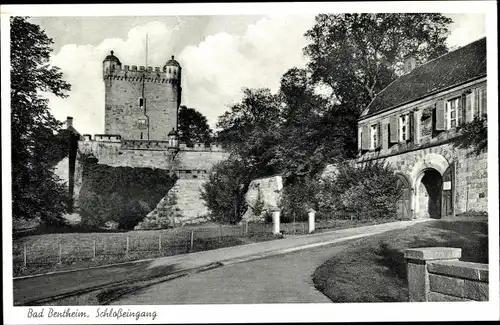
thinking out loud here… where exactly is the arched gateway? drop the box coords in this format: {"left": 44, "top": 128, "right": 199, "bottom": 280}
{"left": 410, "top": 153, "right": 455, "bottom": 219}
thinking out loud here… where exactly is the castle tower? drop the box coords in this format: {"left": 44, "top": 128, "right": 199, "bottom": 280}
{"left": 102, "top": 51, "right": 182, "bottom": 141}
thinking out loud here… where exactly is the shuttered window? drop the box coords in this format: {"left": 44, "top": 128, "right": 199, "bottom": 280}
{"left": 389, "top": 115, "right": 399, "bottom": 143}
{"left": 435, "top": 100, "right": 446, "bottom": 131}
{"left": 370, "top": 124, "right": 378, "bottom": 150}
{"left": 476, "top": 86, "right": 487, "bottom": 118}
{"left": 361, "top": 125, "right": 370, "bottom": 150}
{"left": 358, "top": 127, "right": 363, "bottom": 151}
{"left": 465, "top": 91, "right": 474, "bottom": 123}
{"left": 399, "top": 114, "right": 409, "bottom": 142}
{"left": 445, "top": 97, "right": 461, "bottom": 129}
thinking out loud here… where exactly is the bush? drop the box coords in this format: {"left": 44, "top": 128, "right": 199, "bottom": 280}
{"left": 78, "top": 160, "right": 177, "bottom": 229}
{"left": 201, "top": 157, "right": 254, "bottom": 224}
{"left": 281, "top": 176, "right": 318, "bottom": 223}
{"left": 453, "top": 114, "right": 487, "bottom": 157}
{"left": 317, "top": 160, "right": 402, "bottom": 219}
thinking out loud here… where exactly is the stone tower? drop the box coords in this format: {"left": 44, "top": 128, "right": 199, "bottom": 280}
{"left": 103, "top": 51, "right": 182, "bottom": 140}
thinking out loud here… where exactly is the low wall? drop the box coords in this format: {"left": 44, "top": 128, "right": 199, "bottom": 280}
{"left": 405, "top": 247, "right": 488, "bottom": 302}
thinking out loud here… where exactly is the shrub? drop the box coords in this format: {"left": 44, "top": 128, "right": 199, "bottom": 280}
{"left": 281, "top": 176, "right": 318, "bottom": 223}
{"left": 201, "top": 157, "right": 253, "bottom": 224}
{"left": 453, "top": 114, "right": 487, "bottom": 157}
{"left": 78, "top": 160, "right": 177, "bottom": 229}
{"left": 317, "top": 160, "right": 402, "bottom": 219}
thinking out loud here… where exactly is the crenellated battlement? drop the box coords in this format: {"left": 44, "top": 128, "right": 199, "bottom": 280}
{"left": 81, "top": 135, "right": 225, "bottom": 152}
{"left": 103, "top": 67, "right": 179, "bottom": 84}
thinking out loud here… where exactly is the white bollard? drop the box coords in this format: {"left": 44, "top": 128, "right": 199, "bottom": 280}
{"left": 272, "top": 211, "right": 281, "bottom": 235}
{"left": 308, "top": 210, "right": 316, "bottom": 233}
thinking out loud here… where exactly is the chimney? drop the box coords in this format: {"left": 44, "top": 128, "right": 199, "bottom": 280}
{"left": 403, "top": 56, "right": 417, "bottom": 74}
{"left": 66, "top": 116, "right": 73, "bottom": 128}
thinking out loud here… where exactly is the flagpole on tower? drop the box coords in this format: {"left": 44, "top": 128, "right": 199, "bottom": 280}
{"left": 145, "top": 34, "right": 148, "bottom": 69}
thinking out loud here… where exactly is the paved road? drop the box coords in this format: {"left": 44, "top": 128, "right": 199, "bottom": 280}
{"left": 14, "top": 219, "right": 426, "bottom": 305}
{"left": 114, "top": 243, "right": 349, "bottom": 304}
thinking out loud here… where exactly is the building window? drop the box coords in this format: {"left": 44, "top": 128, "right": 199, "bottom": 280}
{"left": 137, "top": 118, "right": 147, "bottom": 129}
{"left": 399, "top": 114, "right": 409, "bottom": 142}
{"left": 370, "top": 124, "right": 378, "bottom": 150}
{"left": 445, "top": 97, "right": 462, "bottom": 129}
{"left": 476, "top": 87, "right": 487, "bottom": 118}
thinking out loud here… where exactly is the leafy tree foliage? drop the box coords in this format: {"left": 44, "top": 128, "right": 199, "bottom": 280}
{"left": 11, "top": 16, "right": 72, "bottom": 225}
{"left": 78, "top": 162, "right": 177, "bottom": 229}
{"left": 216, "top": 88, "right": 282, "bottom": 177}
{"left": 304, "top": 13, "right": 452, "bottom": 114}
{"left": 317, "top": 161, "right": 402, "bottom": 219}
{"left": 273, "top": 68, "right": 358, "bottom": 178}
{"left": 203, "top": 14, "right": 453, "bottom": 221}
{"left": 178, "top": 105, "right": 213, "bottom": 147}
{"left": 201, "top": 156, "right": 254, "bottom": 224}
{"left": 453, "top": 114, "right": 488, "bottom": 157}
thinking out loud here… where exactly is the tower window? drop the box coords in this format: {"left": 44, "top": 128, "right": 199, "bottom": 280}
{"left": 138, "top": 119, "right": 147, "bottom": 129}
{"left": 140, "top": 132, "right": 143, "bottom": 140}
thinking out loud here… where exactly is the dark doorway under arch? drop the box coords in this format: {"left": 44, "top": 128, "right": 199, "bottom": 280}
{"left": 417, "top": 169, "right": 442, "bottom": 219}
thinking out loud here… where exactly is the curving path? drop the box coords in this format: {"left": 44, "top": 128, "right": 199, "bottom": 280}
{"left": 113, "top": 243, "right": 350, "bottom": 304}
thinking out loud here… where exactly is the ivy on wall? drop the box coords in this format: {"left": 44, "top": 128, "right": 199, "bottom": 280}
{"left": 78, "top": 159, "right": 177, "bottom": 229}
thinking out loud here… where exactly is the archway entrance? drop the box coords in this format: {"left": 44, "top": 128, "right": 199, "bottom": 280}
{"left": 396, "top": 174, "right": 412, "bottom": 220}
{"left": 415, "top": 168, "right": 442, "bottom": 219}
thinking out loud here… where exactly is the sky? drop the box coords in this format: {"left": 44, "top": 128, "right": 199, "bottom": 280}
{"left": 28, "top": 13, "right": 486, "bottom": 135}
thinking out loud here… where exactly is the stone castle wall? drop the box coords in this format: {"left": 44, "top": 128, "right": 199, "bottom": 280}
{"left": 72, "top": 138, "right": 228, "bottom": 227}
{"left": 78, "top": 138, "right": 228, "bottom": 171}
{"left": 103, "top": 63, "right": 180, "bottom": 141}
{"left": 359, "top": 142, "right": 488, "bottom": 215}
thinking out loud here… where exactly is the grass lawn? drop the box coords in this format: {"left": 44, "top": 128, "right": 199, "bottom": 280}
{"left": 12, "top": 222, "right": 278, "bottom": 277}
{"left": 313, "top": 219, "right": 488, "bottom": 302}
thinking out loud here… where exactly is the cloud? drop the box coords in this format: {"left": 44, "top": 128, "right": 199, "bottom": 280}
{"left": 45, "top": 15, "right": 315, "bottom": 134}
{"left": 446, "top": 14, "right": 486, "bottom": 48}
{"left": 180, "top": 15, "right": 315, "bottom": 129}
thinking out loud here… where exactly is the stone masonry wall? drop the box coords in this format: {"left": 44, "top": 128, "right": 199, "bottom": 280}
{"left": 405, "top": 247, "right": 488, "bottom": 302}
{"left": 78, "top": 139, "right": 229, "bottom": 171}
{"left": 378, "top": 143, "right": 488, "bottom": 214}
{"left": 104, "top": 67, "right": 179, "bottom": 141}
{"left": 74, "top": 139, "right": 228, "bottom": 227}
{"left": 136, "top": 178, "right": 210, "bottom": 229}
{"left": 242, "top": 175, "right": 284, "bottom": 222}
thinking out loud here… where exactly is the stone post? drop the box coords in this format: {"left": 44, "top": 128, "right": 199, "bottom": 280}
{"left": 272, "top": 210, "right": 281, "bottom": 235}
{"left": 308, "top": 209, "right": 316, "bottom": 233}
{"left": 404, "top": 247, "right": 462, "bottom": 302}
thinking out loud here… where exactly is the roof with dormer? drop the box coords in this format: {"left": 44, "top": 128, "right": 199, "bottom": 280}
{"left": 165, "top": 55, "right": 181, "bottom": 68}
{"left": 103, "top": 50, "right": 121, "bottom": 64}
{"left": 361, "top": 37, "right": 486, "bottom": 119}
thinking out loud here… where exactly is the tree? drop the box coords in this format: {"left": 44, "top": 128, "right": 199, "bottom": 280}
{"left": 272, "top": 68, "right": 358, "bottom": 179}
{"left": 304, "top": 14, "right": 452, "bottom": 114}
{"left": 201, "top": 156, "right": 253, "bottom": 224}
{"left": 453, "top": 114, "right": 488, "bottom": 157}
{"left": 10, "top": 17, "right": 72, "bottom": 225}
{"left": 316, "top": 160, "right": 402, "bottom": 219}
{"left": 178, "top": 105, "right": 213, "bottom": 147}
{"left": 216, "top": 88, "right": 282, "bottom": 177}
